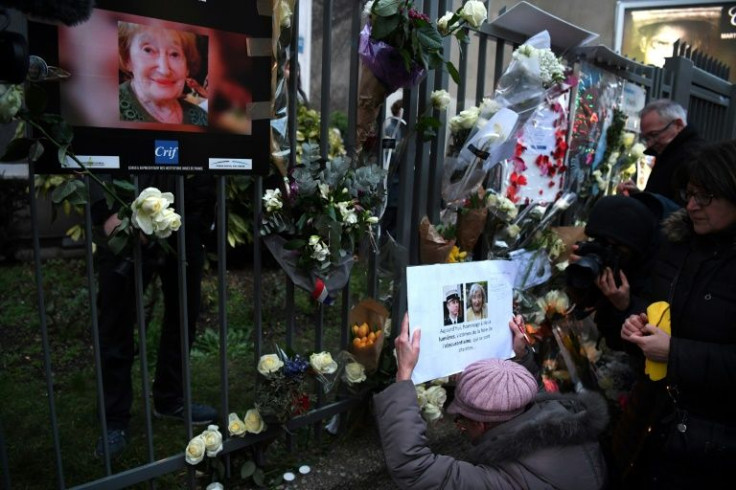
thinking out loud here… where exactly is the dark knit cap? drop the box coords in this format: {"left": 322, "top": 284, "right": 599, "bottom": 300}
{"left": 584, "top": 195, "right": 657, "bottom": 256}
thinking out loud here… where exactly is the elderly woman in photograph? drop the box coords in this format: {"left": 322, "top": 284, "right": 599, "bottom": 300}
{"left": 118, "top": 22, "right": 207, "bottom": 125}
{"left": 466, "top": 282, "right": 487, "bottom": 321}
{"left": 621, "top": 139, "right": 736, "bottom": 488}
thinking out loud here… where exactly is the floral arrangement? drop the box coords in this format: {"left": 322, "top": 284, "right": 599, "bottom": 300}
{"left": 357, "top": 0, "right": 488, "bottom": 150}
{"left": 260, "top": 143, "right": 385, "bottom": 296}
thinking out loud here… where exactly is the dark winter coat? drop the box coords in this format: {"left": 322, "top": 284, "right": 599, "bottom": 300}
{"left": 643, "top": 126, "right": 704, "bottom": 204}
{"left": 649, "top": 209, "right": 736, "bottom": 423}
{"left": 374, "top": 381, "right": 609, "bottom": 489}
{"left": 622, "top": 209, "right": 736, "bottom": 488}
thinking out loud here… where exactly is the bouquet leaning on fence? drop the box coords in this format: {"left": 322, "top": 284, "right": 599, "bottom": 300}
{"left": 260, "top": 143, "right": 386, "bottom": 302}
{"left": 357, "top": 0, "right": 488, "bottom": 152}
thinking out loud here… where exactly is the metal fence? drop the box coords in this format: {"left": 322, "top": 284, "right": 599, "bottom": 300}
{"left": 2, "top": 1, "right": 736, "bottom": 489}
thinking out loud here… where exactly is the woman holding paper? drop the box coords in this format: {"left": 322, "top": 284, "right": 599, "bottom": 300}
{"left": 373, "top": 314, "right": 609, "bottom": 489}
{"left": 620, "top": 140, "right": 736, "bottom": 489}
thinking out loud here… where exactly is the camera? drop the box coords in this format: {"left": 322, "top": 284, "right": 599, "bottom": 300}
{"left": 565, "top": 240, "right": 622, "bottom": 290}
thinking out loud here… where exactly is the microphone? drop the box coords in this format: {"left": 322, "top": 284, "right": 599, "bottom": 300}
{"left": 27, "top": 55, "right": 70, "bottom": 81}
{"left": 0, "top": 0, "right": 94, "bottom": 26}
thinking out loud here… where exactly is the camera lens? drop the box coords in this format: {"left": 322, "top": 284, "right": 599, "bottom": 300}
{"left": 566, "top": 255, "right": 603, "bottom": 289}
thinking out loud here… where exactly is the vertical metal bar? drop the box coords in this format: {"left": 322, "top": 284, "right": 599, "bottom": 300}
{"left": 27, "top": 161, "right": 65, "bottom": 488}
{"left": 253, "top": 176, "right": 264, "bottom": 361}
{"left": 320, "top": 0, "right": 334, "bottom": 159}
{"left": 494, "top": 39, "right": 506, "bottom": 88}
{"left": 216, "top": 176, "right": 230, "bottom": 478}
{"left": 174, "top": 176, "right": 196, "bottom": 489}
{"left": 429, "top": 0, "right": 450, "bottom": 223}
{"left": 456, "top": 32, "right": 470, "bottom": 111}
{"left": 288, "top": 0, "right": 299, "bottom": 170}
{"left": 346, "top": 0, "right": 362, "bottom": 156}
{"left": 82, "top": 176, "right": 113, "bottom": 474}
{"left": 130, "top": 176, "right": 156, "bottom": 467}
{"left": 0, "top": 421, "right": 10, "bottom": 490}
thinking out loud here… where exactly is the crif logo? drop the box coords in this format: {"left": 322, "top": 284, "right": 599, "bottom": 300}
{"left": 154, "top": 140, "right": 179, "bottom": 165}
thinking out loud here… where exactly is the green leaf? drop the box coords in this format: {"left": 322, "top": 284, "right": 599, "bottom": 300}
{"left": 28, "top": 141, "right": 45, "bottom": 162}
{"left": 112, "top": 179, "right": 136, "bottom": 195}
{"left": 24, "top": 83, "right": 48, "bottom": 116}
{"left": 108, "top": 232, "right": 129, "bottom": 255}
{"left": 416, "top": 23, "right": 442, "bottom": 50}
{"left": 240, "top": 460, "right": 256, "bottom": 479}
{"left": 0, "top": 137, "right": 34, "bottom": 161}
{"left": 373, "top": 0, "right": 401, "bottom": 17}
{"left": 371, "top": 14, "right": 400, "bottom": 40}
{"left": 446, "top": 61, "right": 460, "bottom": 84}
{"left": 252, "top": 468, "right": 265, "bottom": 487}
{"left": 57, "top": 145, "right": 68, "bottom": 165}
{"left": 284, "top": 238, "right": 306, "bottom": 250}
{"left": 52, "top": 180, "right": 89, "bottom": 206}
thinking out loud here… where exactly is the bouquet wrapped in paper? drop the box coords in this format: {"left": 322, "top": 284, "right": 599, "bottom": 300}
{"left": 456, "top": 187, "right": 488, "bottom": 253}
{"left": 348, "top": 299, "right": 389, "bottom": 372}
{"left": 418, "top": 216, "right": 455, "bottom": 264}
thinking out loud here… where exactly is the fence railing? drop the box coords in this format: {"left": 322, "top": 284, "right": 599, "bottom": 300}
{"left": 2, "top": 1, "right": 735, "bottom": 488}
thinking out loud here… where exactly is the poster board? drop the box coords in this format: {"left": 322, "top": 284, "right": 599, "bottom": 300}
{"left": 406, "top": 260, "right": 517, "bottom": 385}
{"left": 615, "top": 0, "right": 736, "bottom": 82}
{"left": 28, "top": 0, "right": 273, "bottom": 174}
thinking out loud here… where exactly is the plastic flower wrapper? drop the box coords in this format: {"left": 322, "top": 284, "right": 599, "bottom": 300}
{"left": 261, "top": 143, "right": 385, "bottom": 301}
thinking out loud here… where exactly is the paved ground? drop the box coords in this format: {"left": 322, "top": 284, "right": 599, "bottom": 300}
{"left": 228, "top": 411, "right": 470, "bottom": 489}
{"left": 261, "top": 414, "right": 470, "bottom": 490}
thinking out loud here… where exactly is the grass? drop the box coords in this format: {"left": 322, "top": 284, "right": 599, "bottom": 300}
{"left": 0, "top": 255, "right": 391, "bottom": 489}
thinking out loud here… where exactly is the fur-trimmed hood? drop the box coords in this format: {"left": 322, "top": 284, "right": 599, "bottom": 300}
{"left": 662, "top": 208, "right": 736, "bottom": 248}
{"left": 469, "top": 390, "right": 609, "bottom": 465}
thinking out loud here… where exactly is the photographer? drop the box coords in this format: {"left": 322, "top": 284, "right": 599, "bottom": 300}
{"left": 566, "top": 195, "right": 663, "bottom": 356}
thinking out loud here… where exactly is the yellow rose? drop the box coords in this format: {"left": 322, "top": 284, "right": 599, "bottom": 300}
{"left": 257, "top": 353, "right": 284, "bottom": 377}
{"left": 185, "top": 435, "right": 206, "bottom": 465}
{"left": 244, "top": 408, "right": 266, "bottom": 434}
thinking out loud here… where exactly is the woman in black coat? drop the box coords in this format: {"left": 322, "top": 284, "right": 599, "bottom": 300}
{"left": 621, "top": 140, "right": 736, "bottom": 489}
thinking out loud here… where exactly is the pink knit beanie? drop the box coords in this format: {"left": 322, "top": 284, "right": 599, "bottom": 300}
{"left": 446, "top": 359, "right": 538, "bottom": 422}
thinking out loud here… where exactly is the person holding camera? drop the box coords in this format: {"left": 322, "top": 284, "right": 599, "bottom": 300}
{"left": 567, "top": 195, "right": 663, "bottom": 354}
{"left": 620, "top": 140, "right": 736, "bottom": 488}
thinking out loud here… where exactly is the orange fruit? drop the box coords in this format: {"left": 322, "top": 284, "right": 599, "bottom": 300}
{"left": 352, "top": 324, "right": 359, "bottom": 336}
{"left": 368, "top": 331, "right": 376, "bottom": 341}
{"left": 352, "top": 338, "right": 361, "bottom": 348}
{"left": 358, "top": 323, "right": 369, "bottom": 338}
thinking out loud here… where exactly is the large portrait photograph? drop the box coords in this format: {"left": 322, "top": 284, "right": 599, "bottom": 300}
{"left": 616, "top": 1, "right": 736, "bottom": 81}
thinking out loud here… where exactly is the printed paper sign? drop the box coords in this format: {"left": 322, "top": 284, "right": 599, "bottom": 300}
{"left": 406, "top": 260, "right": 518, "bottom": 384}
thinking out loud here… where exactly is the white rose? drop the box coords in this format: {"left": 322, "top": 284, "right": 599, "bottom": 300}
{"left": 422, "top": 403, "right": 443, "bottom": 422}
{"left": 460, "top": 0, "right": 487, "bottom": 28}
{"left": 152, "top": 207, "right": 182, "bottom": 238}
{"left": 415, "top": 385, "right": 427, "bottom": 408}
{"left": 424, "top": 385, "right": 447, "bottom": 407}
{"left": 363, "top": 0, "right": 374, "bottom": 18}
{"left": 206, "top": 483, "right": 224, "bottom": 490}
{"left": 310, "top": 351, "right": 337, "bottom": 374}
{"left": 185, "top": 434, "right": 206, "bottom": 465}
{"left": 131, "top": 188, "right": 175, "bottom": 235}
{"left": 451, "top": 106, "right": 480, "bottom": 131}
{"left": 431, "top": 377, "right": 449, "bottom": 386}
{"left": 310, "top": 239, "right": 329, "bottom": 262}
{"left": 228, "top": 412, "right": 246, "bottom": 437}
{"left": 630, "top": 143, "right": 646, "bottom": 159}
{"left": 430, "top": 89, "right": 451, "bottom": 111}
{"left": 344, "top": 362, "right": 367, "bottom": 384}
{"left": 201, "top": 424, "right": 223, "bottom": 457}
{"left": 479, "top": 97, "right": 501, "bottom": 117}
{"left": 437, "top": 11, "right": 453, "bottom": 36}
{"left": 262, "top": 188, "right": 283, "bottom": 213}
{"left": 622, "top": 132, "right": 636, "bottom": 147}
{"left": 278, "top": 0, "right": 292, "bottom": 28}
{"left": 257, "top": 353, "right": 284, "bottom": 377}
{"left": 244, "top": 408, "right": 266, "bottom": 434}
